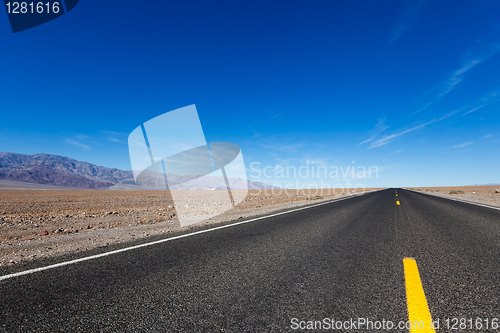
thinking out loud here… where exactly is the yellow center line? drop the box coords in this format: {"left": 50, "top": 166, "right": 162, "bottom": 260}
{"left": 396, "top": 201, "right": 400, "bottom": 205}
{"left": 403, "top": 258, "right": 436, "bottom": 332}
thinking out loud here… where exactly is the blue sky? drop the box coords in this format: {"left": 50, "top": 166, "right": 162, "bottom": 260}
{"left": 1, "top": 0, "right": 499, "bottom": 187}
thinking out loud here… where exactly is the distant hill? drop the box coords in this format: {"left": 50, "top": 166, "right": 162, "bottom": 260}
{"left": 0, "top": 152, "right": 134, "bottom": 189}
{"left": 0, "top": 165, "right": 114, "bottom": 189}
{"left": 0, "top": 152, "right": 278, "bottom": 190}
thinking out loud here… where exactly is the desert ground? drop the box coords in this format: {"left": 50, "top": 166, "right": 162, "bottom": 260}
{"left": 0, "top": 187, "right": 378, "bottom": 267}
{"left": 407, "top": 185, "right": 500, "bottom": 207}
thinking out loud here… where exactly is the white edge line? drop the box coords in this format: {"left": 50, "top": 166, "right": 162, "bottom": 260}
{"left": 0, "top": 190, "right": 379, "bottom": 282}
{"left": 405, "top": 189, "right": 500, "bottom": 211}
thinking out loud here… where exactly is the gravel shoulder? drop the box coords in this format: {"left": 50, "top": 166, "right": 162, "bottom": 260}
{"left": 406, "top": 185, "right": 500, "bottom": 208}
{"left": 0, "top": 188, "right": 381, "bottom": 267}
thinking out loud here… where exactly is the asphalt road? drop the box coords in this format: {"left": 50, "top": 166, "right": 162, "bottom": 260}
{"left": 1, "top": 189, "right": 499, "bottom": 332}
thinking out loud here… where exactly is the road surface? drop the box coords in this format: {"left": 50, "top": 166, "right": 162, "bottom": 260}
{"left": 1, "top": 189, "right": 499, "bottom": 332}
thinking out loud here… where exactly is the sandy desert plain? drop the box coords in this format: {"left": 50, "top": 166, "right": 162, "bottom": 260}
{"left": 1, "top": 185, "right": 498, "bottom": 267}
{"left": 407, "top": 185, "right": 500, "bottom": 207}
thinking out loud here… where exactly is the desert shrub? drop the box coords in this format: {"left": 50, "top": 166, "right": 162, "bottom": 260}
{"left": 448, "top": 190, "right": 465, "bottom": 194}
{"left": 307, "top": 195, "right": 324, "bottom": 200}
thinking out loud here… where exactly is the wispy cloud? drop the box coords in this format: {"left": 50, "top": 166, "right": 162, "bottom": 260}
{"left": 108, "top": 137, "right": 124, "bottom": 143}
{"left": 101, "top": 130, "right": 128, "bottom": 137}
{"left": 368, "top": 110, "right": 458, "bottom": 149}
{"left": 453, "top": 133, "right": 495, "bottom": 149}
{"left": 439, "top": 58, "right": 484, "bottom": 97}
{"left": 389, "top": 0, "right": 426, "bottom": 45}
{"left": 362, "top": 87, "right": 500, "bottom": 150}
{"left": 453, "top": 141, "right": 473, "bottom": 149}
{"left": 463, "top": 91, "right": 500, "bottom": 115}
{"left": 416, "top": 45, "right": 500, "bottom": 114}
{"left": 100, "top": 130, "right": 128, "bottom": 143}
{"left": 463, "top": 104, "right": 488, "bottom": 116}
{"left": 66, "top": 138, "right": 91, "bottom": 151}
{"left": 360, "top": 118, "right": 389, "bottom": 145}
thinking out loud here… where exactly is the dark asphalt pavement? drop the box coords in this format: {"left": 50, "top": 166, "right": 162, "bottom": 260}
{"left": 0, "top": 189, "right": 499, "bottom": 332}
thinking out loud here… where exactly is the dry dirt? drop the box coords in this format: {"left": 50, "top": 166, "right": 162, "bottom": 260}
{"left": 0, "top": 188, "right": 380, "bottom": 267}
{"left": 406, "top": 185, "right": 500, "bottom": 207}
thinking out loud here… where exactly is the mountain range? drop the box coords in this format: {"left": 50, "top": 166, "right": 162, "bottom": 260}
{"left": 0, "top": 152, "right": 276, "bottom": 190}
